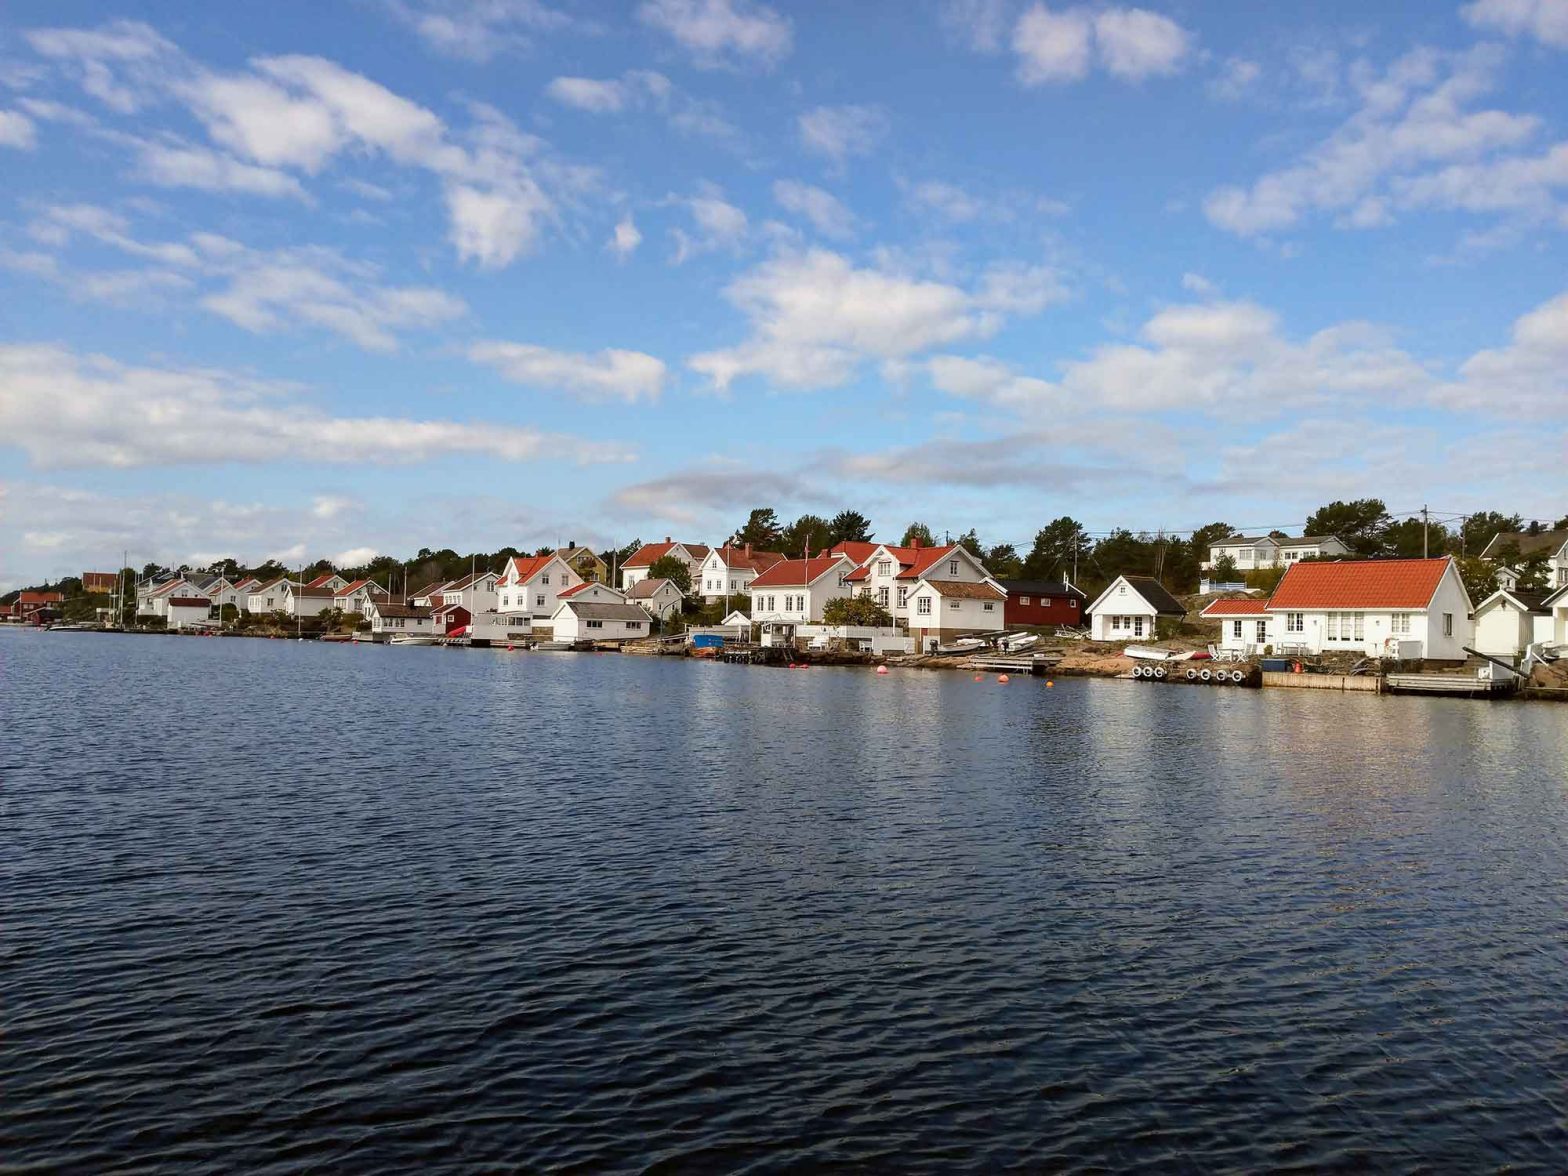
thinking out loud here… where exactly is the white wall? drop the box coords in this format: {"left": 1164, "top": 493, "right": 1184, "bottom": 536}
{"left": 1213, "top": 614, "right": 1272, "bottom": 653}
{"left": 166, "top": 603, "right": 212, "bottom": 630}
{"left": 552, "top": 609, "right": 649, "bottom": 641}
{"left": 1474, "top": 599, "right": 1533, "bottom": 657}
{"left": 500, "top": 559, "right": 582, "bottom": 619}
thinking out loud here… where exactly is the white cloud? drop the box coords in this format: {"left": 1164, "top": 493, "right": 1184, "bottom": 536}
{"left": 387, "top": 0, "right": 573, "bottom": 62}
{"left": 133, "top": 141, "right": 310, "bottom": 200}
{"left": 24, "top": 19, "right": 177, "bottom": 113}
{"left": 637, "top": 0, "right": 792, "bottom": 69}
{"left": 939, "top": 0, "right": 1013, "bottom": 53}
{"left": 772, "top": 180, "right": 856, "bottom": 239}
{"left": 332, "top": 545, "right": 380, "bottom": 566}
{"left": 608, "top": 215, "right": 643, "bottom": 259}
{"left": 1461, "top": 0, "right": 1568, "bottom": 48}
{"left": 445, "top": 181, "right": 553, "bottom": 268}
{"left": 545, "top": 71, "right": 672, "bottom": 114}
{"left": 1180, "top": 271, "right": 1219, "bottom": 296}
{"left": 669, "top": 185, "right": 748, "bottom": 262}
{"left": 1208, "top": 56, "right": 1261, "bottom": 101}
{"left": 798, "top": 104, "right": 889, "bottom": 161}
{"left": 0, "top": 344, "right": 636, "bottom": 468}
{"left": 468, "top": 341, "right": 667, "bottom": 404}
{"left": 905, "top": 179, "right": 988, "bottom": 222}
{"left": 1011, "top": 4, "right": 1190, "bottom": 85}
{"left": 0, "top": 111, "right": 37, "bottom": 149}
{"left": 688, "top": 249, "right": 1063, "bottom": 391}
{"left": 312, "top": 495, "right": 360, "bottom": 520}
{"left": 1442, "top": 289, "right": 1568, "bottom": 414}
{"left": 1204, "top": 46, "right": 1551, "bottom": 237}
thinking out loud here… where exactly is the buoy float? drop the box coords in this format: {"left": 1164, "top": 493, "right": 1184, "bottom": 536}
{"left": 974, "top": 674, "right": 983, "bottom": 682}
{"left": 998, "top": 674, "right": 1010, "bottom": 683}
{"left": 876, "top": 665, "right": 889, "bottom": 675}
{"left": 1046, "top": 681, "right": 1054, "bottom": 688}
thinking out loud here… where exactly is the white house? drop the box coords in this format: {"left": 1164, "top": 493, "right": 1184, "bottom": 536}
{"left": 1086, "top": 575, "right": 1188, "bottom": 641}
{"left": 305, "top": 572, "right": 349, "bottom": 592}
{"left": 906, "top": 579, "right": 1008, "bottom": 651}
{"left": 498, "top": 554, "right": 583, "bottom": 622}
{"left": 1472, "top": 588, "right": 1553, "bottom": 658}
{"left": 697, "top": 544, "right": 785, "bottom": 602}
{"left": 747, "top": 555, "right": 856, "bottom": 625}
{"left": 1203, "top": 534, "right": 1349, "bottom": 571}
{"left": 627, "top": 577, "right": 684, "bottom": 622}
{"left": 1480, "top": 528, "right": 1568, "bottom": 591}
{"left": 140, "top": 578, "right": 188, "bottom": 619}
{"left": 283, "top": 583, "right": 338, "bottom": 617}
{"left": 246, "top": 578, "right": 294, "bottom": 614}
{"left": 435, "top": 571, "right": 499, "bottom": 615}
{"left": 1200, "top": 597, "right": 1273, "bottom": 655}
{"left": 333, "top": 578, "right": 389, "bottom": 614}
{"left": 550, "top": 599, "right": 651, "bottom": 643}
{"left": 1542, "top": 585, "right": 1568, "bottom": 647}
{"left": 844, "top": 541, "right": 1003, "bottom": 632}
{"left": 365, "top": 598, "right": 436, "bottom": 640}
{"left": 164, "top": 594, "right": 213, "bottom": 629}
{"left": 620, "top": 539, "right": 710, "bottom": 592}
{"left": 1265, "top": 556, "right": 1474, "bottom": 660}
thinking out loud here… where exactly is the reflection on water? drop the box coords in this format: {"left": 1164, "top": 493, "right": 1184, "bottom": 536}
{"left": 4, "top": 631, "right": 1566, "bottom": 1171}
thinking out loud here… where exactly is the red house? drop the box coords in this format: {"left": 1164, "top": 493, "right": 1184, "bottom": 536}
{"left": 997, "top": 580, "right": 1088, "bottom": 628}
{"left": 17, "top": 591, "right": 65, "bottom": 624}
{"left": 82, "top": 572, "right": 118, "bottom": 594}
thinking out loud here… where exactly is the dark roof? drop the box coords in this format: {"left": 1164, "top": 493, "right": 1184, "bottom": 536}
{"left": 375, "top": 602, "right": 431, "bottom": 619}
{"left": 562, "top": 602, "right": 650, "bottom": 621}
{"left": 1120, "top": 576, "right": 1187, "bottom": 616}
{"left": 925, "top": 580, "right": 1006, "bottom": 600}
{"left": 627, "top": 577, "right": 676, "bottom": 598}
{"left": 998, "top": 579, "right": 1087, "bottom": 600}
{"left": 1480, "top": 529, "right": 1568, "bottom": 560}
{"left": 167, "top": 596, "right": 211, "bottom": 607}
{"left": 1487, "top": 589, "right": 1552, "bottom": 614}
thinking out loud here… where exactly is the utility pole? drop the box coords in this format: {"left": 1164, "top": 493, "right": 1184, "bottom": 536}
{"left": 1422, "top": 505, "right": 1429, "bottom": 559}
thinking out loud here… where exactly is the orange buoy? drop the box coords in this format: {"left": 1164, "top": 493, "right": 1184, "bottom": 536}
{"left": 974, "top": 674, "right": 983, "bottom": 682}
{"left": 998, "top": 674, "right": 1010, "bottom": 683}
{"left": 1046, "top": 680, "right": 1054, "bottom": 688}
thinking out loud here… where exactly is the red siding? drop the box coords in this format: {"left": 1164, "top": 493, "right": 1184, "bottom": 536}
{"left": 1004, "top": 592, "right": 1082, "bottom": 627}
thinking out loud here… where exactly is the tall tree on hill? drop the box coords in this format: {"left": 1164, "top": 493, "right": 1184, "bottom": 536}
{"left": 647, "top": 554, "right": 692, "bottom": 595}
{"left": 955, "top": 529, "right": 984, "bottom": 558}
{"left": 1304, "top": 499, "right": 1391, "bottom": 556}
{"left": 1023, "top": 516, "right": 1089, "bottom": 581}
{"left": 1385, "top": 516, "right": 1451, "bottom": 559}
{"left": 733, "top": 508, "right": 782, "bottom": 548}
{"left": 781, "top": 514, "right": 833, "bottom": 557}
{"left": 828, "top": 510, "right": 874, "bottom": 545}
{"left": 1458, "top": 510, "right": 1523, "bottom": 555}
{"left": 901, "top": 521, "right": 935, "bottom": 547}
{"left": 1093, "top": 530, "right": 1159, "bottom": 581}
{"left": 984, "top": 543, "right": 1023, "bottom": 578}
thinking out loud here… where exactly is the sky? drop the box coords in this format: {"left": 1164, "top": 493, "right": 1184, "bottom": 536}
{"left": 1, "top": 0, "right": 1566, "bottom": 588}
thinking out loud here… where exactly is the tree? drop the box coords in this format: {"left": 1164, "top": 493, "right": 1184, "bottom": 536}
{"left": 648, "top": 554, "right": 692, "bottom": 595}
{"left": 828, "top": 510, "right": 874, "bottom": 544}
{"left": 1384, "top": 517, "right": 1450, "bottom": 559}
{"left": 955, "top": 529, "right": 984, "bottom": 557}
{"left": 984, "top": 543, "right": 1023, "bottom": 579}
{"left": 901, "top": 521, "right": 935, "bottom": 547}
{"left": 1458, "top": 511, "right": 1522, "bottom": 556}
{"left": 733, "top": 508, "right": 782, "bottom": 548}
{"left": 781, "top": 514, "right": 833, "bottom": 558}
{"left": 1305, "top": 498, "right": 1391, "bottom": 556}
{"left": 1212, "top": 553, "right": 1240, "bottom": 582}
{"left": 1457, "top": 556, "right": 1497, "bottom": 604}
{"left": 823, "top": 595, "right": 893, "bottom": 626}
{"left": 1023, "top": 517, "right": 1089, "bottom": 581}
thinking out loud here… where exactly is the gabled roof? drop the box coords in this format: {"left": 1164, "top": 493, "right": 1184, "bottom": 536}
{"left": 167, "top": 596, "right": 211, "bottom": 607}
{"left": 1475, "top": 587, "right": 1551, "bottom": 615}
{"left": 559, "top": 601, "right": 650, "bottom": 621}
{"left": 830, "top": 541, "right": 879, "bottom": 565}
{"left": 291, "top": 585, "right": 337, "bottom": 599}
{"left": 334, "top": 578, "right": 385, "bottom": 597}
{"left": 922, "top": 580, "right": 1006, "bottom": 600}
{"left": 750, "top": 556, "right": 849, "bottom": 589}
{"left": 1210, "top": 535, "right": 1280, "bottom": 547}
{"left": 1479, "top": 528, "right": 1568, "bottom": 561}
{"left": 708, "top": 544, "right": 786, "bottom": 573}
{"left": 18, "top": 590, "right": 66, "bottom": 604}
{"left": 374, "top": 601, "right": 431, "bottom": 620}
{"left": 231, "top": 577, "right": 258, "bottom": 591}
{"left": 1088, "top": 575, "right": 1187, "bottom": 617}
{"left": 440, "top": 571, "right": 496, "bottom": 592}
{"left": 409, "top": 580, "right": 448, "bottom": 600}
{"left": 1267, "top": 557, "right": 1453, "bottom": 611}
{"left": 1543, "top": 583, "right": 1568, "bottom": 608}
{"left": 502, "top": 554, "right": 561, "bottom": 582}
{"left": 627, "top": 577, "right": 677, "bottom": 599}
{"left": 306, "top": 573, "right": 341, "bottom": 588}
{"left": 555, "top": 545, "right": 605, "bottom": 564}
{"left": 150, "top": 579, "right": 187, "bottom": 597}
{"left": 896, "top": 544, "right": 965, "bottom": 581}
{"left": 997, "top": 579, "right": 1088, "bottom": 600}
{"left": 247, "top": 578, "right": 289, "bottom": 594}
{"left": 1200, "top": 597, "right": 1271, "bottom": 617}
{"left": 623, "top": 540, "right": 710, "bottom": 568}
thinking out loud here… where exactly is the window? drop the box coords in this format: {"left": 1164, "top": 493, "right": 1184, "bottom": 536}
{"left": 730, "top": 580, "right": 737, "bottom": 592}
{"left": 1232, "top": 620, "right": 1243, "bottom": 639}
{"left": 766, "top": 595, "right": 775, "bottom": 611}
{"left": 628, "top": 620, "right": 642, "bottom": 629}
{"left": 877, "top": 559, "right": 891, "bottom": 575}
{"left": 1118, "top": 584, "right": 1127, "bottom": 595}
{"left": 536, "top": 595, "right": 545, "bottom": 607}
{"left": 542, "top": 574, "right": 549, "bottom": 585}
{"left": 1256, "top": 620, "right": 1268, "bottom": 644}
{"left": 877, "top": 587, "right": 890, "bottom": 607}
{"left": 1391, "top": 612, "right": 1410, "bottom": 634}
{"left": 897, "top": 587, "right": 908, "bottom": 607}
{"left": 1286, "top": 612, "right": 1304, "bottom": 633}
{"left": 951, "top": 600, "right": 961, "bottom": 610}
{"left": 949, "top": 559, "right": 959, "bottom": 575}
{"left": 983, "top": 602, "right": 994, "bottom": 611}
{"left": 917, "top": 597, "right": 932, "bottom": 615}
{"left": 1132, "top": 617, "right": 1144, "bottom": 637}
{"left": 586, "top": 619, "right": 603, "bottom": 629}
{"left": 1353, "top": 612, "right": 1364, "bottom": 641}
{"left": 1444, "top": 612, "right": 1453, "bottom": 636}
{"left": 1021, "top": 596, "right": 1031, "bottom": 606}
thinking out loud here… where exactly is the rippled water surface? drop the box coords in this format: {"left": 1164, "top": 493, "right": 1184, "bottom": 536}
{"left": 4, "top": 631, "right": 1567, "bottom": 1172}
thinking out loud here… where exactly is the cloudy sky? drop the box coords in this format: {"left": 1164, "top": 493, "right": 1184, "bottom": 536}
{"left": 1, "top": 0, "right": 1565, "bottom": 586}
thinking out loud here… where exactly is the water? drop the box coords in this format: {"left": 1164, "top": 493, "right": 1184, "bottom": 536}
{"left": 4, "top": 631, "right": 1566, "bottom": 1172}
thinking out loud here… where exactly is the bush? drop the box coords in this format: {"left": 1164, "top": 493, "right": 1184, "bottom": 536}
{"left": 823, "top": 595, "right": 894, "bottom": 627}
{"left": 1244, "top": 566, "right": 1286, "bottom": 593}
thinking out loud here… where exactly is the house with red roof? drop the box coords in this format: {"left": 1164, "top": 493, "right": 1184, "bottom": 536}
{"left": 305, "top": 572, "right": 348, "bottom": 592}
{"left": 334, "top": 578, "right": 391, "bottom": 614}
{"left": 840, "top": 541, "right": 1008, "bottom": 647}
{"left": 498, "top": 553, "right": 582, "bottom": 624}
{"left": 81, "top": 572, "right": 118, "bottom": 595}
{"left": 1200, "top": 596, "right": 1273, "bottom": 655}
{"left": 696, "top": 543, "right": 785, "bottom": 602}
{"left": 747, "top": 554, "right": 856, "bottom": 627}
{"left": 16, "top": 590, "right": 65, "bottom": 624}
{"left": 433, "top": 571, "right": 498, "bottom": 614}
{"left": 166, "top": 595, "right": 215, "bottom": 630}
{"left": 1264, "top": 556, "right": 1474, "bottom": 660}
{"left": 619, "top": 538, "right": 711, "bottom": 593}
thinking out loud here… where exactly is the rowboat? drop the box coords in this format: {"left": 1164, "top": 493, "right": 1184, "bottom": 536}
{"left": 1123, "top": 645, "right": 1193, "bottom": 661}
{"left": 389, "top": 633, "right": 439, "bottom": 646}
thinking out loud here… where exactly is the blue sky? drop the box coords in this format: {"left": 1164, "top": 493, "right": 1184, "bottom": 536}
{"left": 1, "top": 0, "right": 1565, "bottom": 586}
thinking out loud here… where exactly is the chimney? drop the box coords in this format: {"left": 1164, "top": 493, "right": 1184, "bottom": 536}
{"left": 911, "top": 537, "right": 921, "bottom": 551}
{"left": 744, "top": 543, "right": 752, "bottom": 558}
{"left": 568, "top": 538, "right": 575, "bottom": 549}
{"left": 665, "top": 535, "right": 671, "bottom": 543}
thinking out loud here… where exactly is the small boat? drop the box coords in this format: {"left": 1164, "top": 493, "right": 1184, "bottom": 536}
{"left": 389, "top": 633, "right": 439, "bottom": 646}
{"left": 935, "top": 636, "right": 988, "bottom": 655}
{"left": 1123, "top": 645, "right": 1194, "bottom": 662}
{"left": 1002, "top": 633, "right": 1039, "bottom": 652}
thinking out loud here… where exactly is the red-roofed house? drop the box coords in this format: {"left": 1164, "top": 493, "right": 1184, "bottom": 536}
{"left": 82, "top": 572, "right": 118, "bottom": 594}
{"left": 620, "top": 539, "right": 710, "bottom": 593}
{"left": 696, "top": 544, "right": 785, "bottom": 602}
{"left": 334, "top": 579, "right": 390, "bottom": 614}
{"left": 1200, "top": 596, "right": 1273, "bottom": 655}
{"left": 306, "top": 572, "right": 348, "bottom": 592}
{"left": 17, "top": 590, "right": 65, "bottom": 624}
{"left": 747, "top": 555, "right": 856, "bottom": 625}
{"left": 498, "top": 553, "right": 582, "bottom": 623}
{"left": 1265, "top": 557, "right": 1473, "bottom": 659}
{"left": 166, "top": 596, "right": 214, "bottom": 630}
{"left": 843, "top": 542, "right": 1006, "bottom": 644}
{"left": 829, "top": 541, "right": 879, "bottom": 567}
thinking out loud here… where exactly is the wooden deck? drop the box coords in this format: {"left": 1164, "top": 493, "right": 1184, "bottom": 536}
{"left": 1383, "top": 673, "right": 1517, "bottom": 697}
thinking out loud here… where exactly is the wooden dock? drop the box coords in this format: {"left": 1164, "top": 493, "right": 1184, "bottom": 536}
{"left": 1384, "top": 673, "right": 1516, "bottom": 697}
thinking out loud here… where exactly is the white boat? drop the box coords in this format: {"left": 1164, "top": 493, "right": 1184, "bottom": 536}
{"left": 935, "top": 636, "right": 988, "bottom": 655}
{"left": 389, "top": 633, "right": 439, "bottom": 646}
{"left": 1123, "top": 645, "right": 1194, "bottom": 662}
{"left": 1002, "top": 633, "right": 1039, "bottom": 652}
